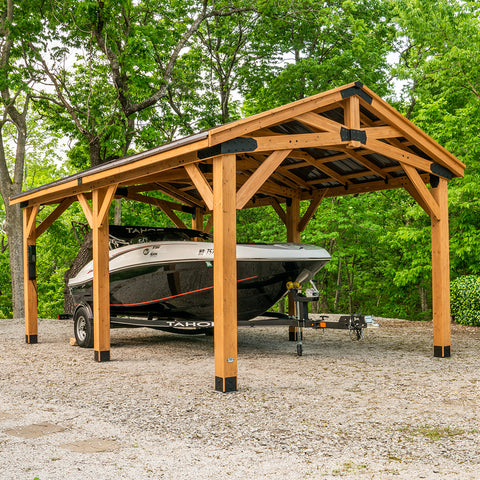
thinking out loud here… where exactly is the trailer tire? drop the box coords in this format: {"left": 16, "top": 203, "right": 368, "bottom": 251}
{"left": 74, "top": 305, "right": 94, "bottom": 348}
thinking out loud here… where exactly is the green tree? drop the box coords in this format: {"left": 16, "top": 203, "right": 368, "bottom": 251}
{"left": 242, "top": 0, "right": 396, "bottom": 114}
{"left": 0, "top": 0, "right": 45, "bottom": 318}
{"left": 30, "top": 0, "right": 254, "bottom": 169}
{"left": 393, "top": 0, "right": 480, "bottom": 284}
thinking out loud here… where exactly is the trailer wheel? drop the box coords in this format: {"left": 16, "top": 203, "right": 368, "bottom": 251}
{"left": 74, "top": 305, "right": 94, "bottom": 348}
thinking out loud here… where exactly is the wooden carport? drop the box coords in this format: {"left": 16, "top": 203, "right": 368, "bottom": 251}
{"left": 10, "top": 82, "right": 465, "bottom": 392}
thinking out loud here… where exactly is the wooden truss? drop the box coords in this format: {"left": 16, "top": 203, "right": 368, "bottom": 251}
{"left": 11, "top": 82, "right": 465, "bottom": 391}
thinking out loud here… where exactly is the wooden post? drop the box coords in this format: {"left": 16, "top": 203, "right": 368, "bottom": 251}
{"left": 286, "top": 194, "right": 301, "bottom": 341}
{"left": 92, "top": 186, "right": 116, "bottom": 362}
{"left": 23, "top": 205, "right": 39, "bottom": 344}
{"left": 192, "top": 207, "right": 204, "bottom": 232}
{"left": 213, "top": 153, "right": 238, "bottom": 392}
{"left": 344, "top": 95, "right": 361, "bottom": 148}
{"left": 430, "top": 176, "right": 451, "bottom": 357}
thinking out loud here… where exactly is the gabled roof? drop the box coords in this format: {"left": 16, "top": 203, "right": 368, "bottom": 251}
{"left": 10, "top": 81, "right": 465, "bottom": 211}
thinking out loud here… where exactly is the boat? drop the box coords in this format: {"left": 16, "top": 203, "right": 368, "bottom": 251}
{"left": 68, "top": 226, "right": 331, "bottom": 347}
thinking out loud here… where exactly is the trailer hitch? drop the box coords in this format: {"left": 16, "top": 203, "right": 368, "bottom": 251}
{"left": 286, "top": 281, "right": 369, "bottom": 355}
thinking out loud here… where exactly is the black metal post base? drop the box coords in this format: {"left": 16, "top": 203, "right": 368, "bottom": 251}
{"left": 434, "top": 345, "right": 451, "bottom": 358}
{"left": 25, "top": 334, "right": 38, "bottom": 344}
{"left": 288, "top": 327, "right": 297, "bottom": 341}
{"left": 94, "top": 350, "right": 110, "bottom": 362}
{"left": 215, "top": 376, "right": 237, "bottom": 393}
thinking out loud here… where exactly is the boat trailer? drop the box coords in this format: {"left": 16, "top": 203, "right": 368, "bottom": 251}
{"left": 238, "top": 282, "right": 372, "bottom": 356}
{"left": 62, "top": 282, "right": 376, "bottom": 355}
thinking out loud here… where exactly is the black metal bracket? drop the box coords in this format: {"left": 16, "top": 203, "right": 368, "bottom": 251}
{"left": 340, "top": 127, "right": 367, "bottom": 145}
{"left": 430, "top": 163, "right": 453, "bottom": 181}
{"left": 198, "top": 137, "right": 258, "bottom": 159}
{"left": 341, "top": 81, "right": 373, "bottom": 104}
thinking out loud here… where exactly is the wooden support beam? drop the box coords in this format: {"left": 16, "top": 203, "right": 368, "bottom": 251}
{"left": 294, "top": 111, "right": 343, "bottom": 132}
{"left": 402, "top": 164, "right": 440, "bottom": 221}
{"left": 77, "top": 193, "right": 93, "bottom": 228}
{"left": 204, "top": 213, "right": 213, "bottom": 233}
{"left": 213, "top": 153, "right": 238, "bottom": 392}
{"left": 298, "top": 190, "right": 326, "bottom": 232}
{"left": 236, "top": 150, "right": 292, "bottom": 209}
{"left": 303, "top": 172, "right": 431, "bottom": 200}
{"left": 121, "top": 191, "right": 194, "bottom": 214}
{"left": 302, "top": 154, "right": 347, "bottom": 185}
{"left": 431, "top": 177, "right": 451, "bottom": 357}
{"left": 365, "top": 139, "right": 442, "bottom": 177}
{"left": 270, "top": 198, "right": 287, "bottom": 226}
{"left": 35, "top": 198, "right": 75, "bottom": 239}
{"left": 209, "top": 86, "right": 347, "bottom": 145}
{"left": 155, "top": 183, "right": 205, "bottom": 208}
{"left": 359, "top": 90, "right": 465, "bottom": 178}
{"left": 192, "top": 207, "right": 204, "bottom": 231}
{"left": 125, "top": 192, "right": 188, "bottom": 229}
{"left": 185, "top": 163, "right": 214, "bottom": 211}
{"left": 337, "top": 147, "right": 387, "bottom": 179}
{"left": 344, "top": 95, "right": 361, "bottom": 148}
{"left": 23, "top": 205, "right": 39, "bottom": 344}
{"left": 92, "top": 185, "right": 117, "bottom": 362}
{"left": 251, "top": 132, "right": 346, "bottom": 152}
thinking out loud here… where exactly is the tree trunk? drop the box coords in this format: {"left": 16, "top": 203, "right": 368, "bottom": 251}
{"left": 419, "top": 284, "right": 428, "bottom": 312}
{"left": 114, "top": 199, "right": 122, "bottom": 225}
{"left": 89, "top": 138, "right": 102, "bottom": 167}
{"left": 333, "top": 257, "right": 342, "bottom": 310}
{"left": 4, "top": 202, "right": 24, "bottom": 319}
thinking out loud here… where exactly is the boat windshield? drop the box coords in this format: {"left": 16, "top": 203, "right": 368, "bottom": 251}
{"left": 108, "top": 226, "right": 212, "bottom": 249}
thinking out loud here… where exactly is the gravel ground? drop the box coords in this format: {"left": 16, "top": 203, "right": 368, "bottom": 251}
{"left": 1, "top": 316, "right": 480, "bottom": 480}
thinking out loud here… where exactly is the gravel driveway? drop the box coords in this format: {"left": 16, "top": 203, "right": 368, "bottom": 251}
{"left": 1, "top": 317, "right": 480, "bottom": 479}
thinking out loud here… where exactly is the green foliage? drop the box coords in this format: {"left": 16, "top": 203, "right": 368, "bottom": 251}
{"left": 3, "top": 0, "right": 480, "bottom": 324}
{"left": 0, "top": 247, "right": 12, "bottom": 318}
{"left": 242, "top": 0, "right": 396, "bottom": 114}
{"left": 450, "top": 276, "right": 480, "bottom": 326}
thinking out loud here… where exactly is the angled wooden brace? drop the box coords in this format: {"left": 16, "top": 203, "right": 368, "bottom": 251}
{"left": 35, "top": 198, "right": 75, "bottom": 239}
{"left": 236, "top": 150, "right": 292, "bottom": 209}
{"left": 77, "top": 193, "right": 93, "bottom": 228}
{"left": 185, "top": 163, "right": 214, "bottom": 211}
{"left": 402, "top": 164, "right": 440, "bottom": 221}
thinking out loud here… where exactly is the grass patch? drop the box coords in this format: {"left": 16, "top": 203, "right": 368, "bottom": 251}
{"left": 399, "top": 424, "right": 465, "bottom": 441}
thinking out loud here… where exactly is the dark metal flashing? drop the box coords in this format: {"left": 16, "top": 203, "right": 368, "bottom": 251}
{"left": 94, "top": 350, "right": 110, "bottom": 362}
{"left": 431, "top": 163, "right": 453, "bottom": 180}
{"left": 198, "top": 137, "right": 258, "bottom": 159}
{"left": 429, "top": 174, "right": 440, "bottom": 188}
{"left": 340, "top": 127, "right": 367, "bottom": 144}
{"left": 215, "top": 376, "right": 238, "bottom": 392}
{"left": 341, "top": 82, "right": 373, "bottom": 104}
{"left": 434, "top": 345, "right": 451, "bottom": 358}
{"left": 225, "top": 376, "right": 237, "bottom": 392}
